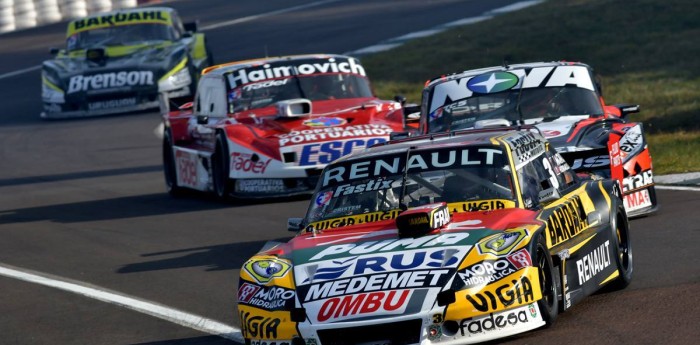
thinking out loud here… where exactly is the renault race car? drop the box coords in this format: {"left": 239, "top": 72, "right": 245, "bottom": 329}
{"left": 237, "top": 127, "right": 633, "bottom": 345}
{"left": 409, "top": 61, "right": 656, "bottom": 217}
{"left": 41, "top": 7, "right": 212, "bottom": 118}
{"left": 162, "top": 54, "right": 406, "bottom": 199}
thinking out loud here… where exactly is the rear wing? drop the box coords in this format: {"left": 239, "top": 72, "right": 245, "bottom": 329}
{"left": 159, "top": 93, "right": 194, "bottom": 117}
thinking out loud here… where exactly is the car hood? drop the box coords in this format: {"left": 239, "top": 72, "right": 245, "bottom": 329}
{"left": 222, "top": 99, "right": 404, "bottom": 161}
{"left": 43, "top": 42, "right": 186, "bottom": 82}
{"left": 257, "top": 208, "right": 539, "bottom": 323}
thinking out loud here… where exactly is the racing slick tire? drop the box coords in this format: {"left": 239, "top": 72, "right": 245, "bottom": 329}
{"left": 212, "top": 131, "right": 233, "bottom": 200}
{"left": 536, "top": 234, "right": 559, "bottom": 326}
{"left": 163, "top": 130, "right": 185, "bottom": 197}
{"left": 608, "top": 207, "right": 633, "bottom": 290}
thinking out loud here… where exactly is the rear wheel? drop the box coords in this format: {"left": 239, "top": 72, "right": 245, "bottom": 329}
{"left": 212, "top": 131, "right": 233, "bottom": 199}
{"left": 609, "top": 209, "right": 633, "bottom": 290}
{"left": 163, "top": 130, "right": 184, "bottom": 197}
{"left": 536, "top": 234, "right": 559, "bottom": 326}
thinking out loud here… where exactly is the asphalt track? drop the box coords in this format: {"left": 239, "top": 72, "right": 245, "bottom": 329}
{"left": 0, "top": 1, "right": 698, "bottom": 344}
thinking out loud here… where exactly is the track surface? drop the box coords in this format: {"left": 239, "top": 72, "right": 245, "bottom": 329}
{"left": 0, "top": 1, "right": 698, "bottom": 344}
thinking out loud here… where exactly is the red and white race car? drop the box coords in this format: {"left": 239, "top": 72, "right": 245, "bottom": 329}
{"left": 409, "top": 61, "right": 656, "bottom": 217}
{"left": 162, "top": 54, "right": 406, "bottom": 198}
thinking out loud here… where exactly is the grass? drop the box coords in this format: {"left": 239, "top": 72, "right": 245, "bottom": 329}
{"left": 362, "top": 0, "right": 700, "bottom": 174}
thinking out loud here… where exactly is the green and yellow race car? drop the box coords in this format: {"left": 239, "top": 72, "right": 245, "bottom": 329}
{"left": 41, "top": 7, "right": 212, "bottom": 119}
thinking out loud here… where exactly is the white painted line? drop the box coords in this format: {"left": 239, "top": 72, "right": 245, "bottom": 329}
{"left": 200, "top": 0, "right": 342, "bottom": 31}
{"left": 0, "top": 264, "right": 244, "bottom": 343}
{"left": 656, "top": 185, "right": 700, "bottom": 192}
{"left": 0, "top": 0, "right": 343, "bottom": 80}
{"left": 0, "top": 65, "right": 40, "bottom": 81}
{"left": 392, "top": 29, "right": 445, "bottom": 41}
{"left": 489, "top": 0, "right": 545, "bottom": 14}
{"left": 349, "top": 43, "right": 403, "bottom": 55}
{"left": 443, "top": 15, "right": 494, "bottom": 27}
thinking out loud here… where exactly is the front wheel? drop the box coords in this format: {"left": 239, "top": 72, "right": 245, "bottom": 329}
{"left": 163, "top": 130, "right": 184, "bottom": 197}
{"left": 212, "top": 131, "right": 233, "bottom": 199}
{"left": 608, "top": 208, "right": 633, "bottom": 290}
{"left": 536, "top": 234, "right": 559, "bottom": 326}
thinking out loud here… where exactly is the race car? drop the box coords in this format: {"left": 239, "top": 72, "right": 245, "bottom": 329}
{"left": 237, "top": 127, "right": 633, "bottom": 345}
{"left": 41, "top": 7, "right": 212, "bottom": 118}
{"left": 407, "top": 61, "right": 656, "bottom": 217}
{"left": 162, "top": 54, "right": 406, "bottom": 199}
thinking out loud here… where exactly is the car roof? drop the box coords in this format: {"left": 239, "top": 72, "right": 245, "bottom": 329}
{"left": 425, "top": 61, "right": 593, "bottom": 89}
{"left": 201, "top": 54, "right": 356, "bottom": 76}
{"left": 331, "top": 127, "right": 546, "bottom": 164}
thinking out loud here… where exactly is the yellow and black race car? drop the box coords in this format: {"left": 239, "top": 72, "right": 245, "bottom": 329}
{"left": 41, "top": 7, "right": 212, "bottom": 119}
{"left": 237, "top": 126, "right": 633, "bottom": 345}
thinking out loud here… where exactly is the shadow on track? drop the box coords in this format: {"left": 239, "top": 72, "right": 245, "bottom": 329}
{"left": 0, "top": 189, "right": 309, "bottom": 224}
{"left": 131, "top": 335, "right": 237, "bottom": 345}
{"left": 117, "top": 237, "right": 293, "bottom": 274}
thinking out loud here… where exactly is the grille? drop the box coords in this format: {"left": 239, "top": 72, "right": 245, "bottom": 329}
{"left": 317, "top": 319, "right": 422, "bottom": 345}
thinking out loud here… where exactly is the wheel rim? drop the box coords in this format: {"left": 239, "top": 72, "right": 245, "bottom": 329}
{"left": 616, "top": 223, "right": 630, "bottom": 270}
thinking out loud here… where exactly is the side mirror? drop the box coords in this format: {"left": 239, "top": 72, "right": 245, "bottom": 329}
{"left": 49, "top": 47, "right": 59, "bottom": 55}
{"left": 288, "top": 217, "right": 303, "bottom": 232}
{"left": 538, "top": 187, "right": 561, "bottom": 204}
{"left": 196, "top": 115, "right": 209, "bottom": 125}
{"left": 183, "top": 21, "right": 198, "bottom": 33}
{"left": 613, "top": 103, "right": 640, "bottom": 118}
{"left": 393, "top": 95, "right": 407, "bottom": 106}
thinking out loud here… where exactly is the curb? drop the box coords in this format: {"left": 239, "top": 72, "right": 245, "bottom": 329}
{"left": 655, "top": 172, "right": 700, "bottom": 186}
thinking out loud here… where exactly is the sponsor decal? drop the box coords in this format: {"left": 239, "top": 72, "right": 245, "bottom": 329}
{"left": 72, "top": 11, "right": 169, "bottom": 31}
{"left": 308, "top": 233, "right": 471, "bottom": 261}
{"left": 231, "top": 152, "right": 272, "bottom": 174}
{"left": 610, "top": 141, "right": 622, "bottom": 167}
{"left": 301, "top": 269, "right": 451, "bottom": 302}
{"left": 456, "top": 249, "right": 532, "bottom": 289}
{"left": 448, "top": 199, "right": 515, "bottom": 213}
{"left": 242, "top": 78, "right": 290, "bottom": 92}
{"left": 529, "top": 303, "right": 538, "bottom": 317}
{"left": 576, "top": 240, "right": 612, "bottom": 285}
{"left": 622, "top": 170, "right": 653, "bottom": 192}
{"left": 502, "top": 131, "right": 545, "bottom": 168}
{"left": 316, "top": 290, "right": 411, "bottom": 322}
{"left": 542, "top": 130, "right": 562, "bottom": 138}
{"left": 570, "top": 155, "right": 609, "bottom": 170}
{"left": 546, "top": 195, "right": 589, "bottom": 247}
{"left": 321, "top": 147, "right": 504, "bottom": 187}
{"left": 175, "top": 150, "right": 197, "bottom": 188}
{"left": 623, "top": 188, "right": 652, "bottom": 211}
{"left": 466, "top": 276, "right": 535, "bottom": 312}
{"left": 396, "top": 203, "right": 451, "bottom": 234}
{"left": 458, "top": 306, "right": 531, "bottom": 336}
{"left": 302, "top": 248, "right": 463, "bottom": 284}
{"left": 315, "top": 191, "right": 333, "bottom": 206}
{"left": 67, "top": 71, "right": 154, "bottom": 94}
{"left": 477, "top": 229, "right": 528, "bottom": 256}
{"left": 428, "top": 324, "right": 442, "bottom": 341}
{"left": 299, "top": 138, "right": 387, "bottom": 166}
{"left": 333, "top": 178, "right": 394, "bottom": 197}
{"left": 236, "top": 179, "right": 286, "bottom": 193}
{"left": 619, "top": 125, "right": 643, "bottom": 160}
{"left": 238, "top": 283, "right": 296, "bottom": 311}
{"left": 240, "top": 311, "right": 281, "bottom": 339}
{"left": 278, "top": 124, "right": 393, "bottom": 147}
{"left": 88, "top": 97, "right": 137, "bottom": 111}
{"left": 243, "top": 258, "right": 291, "bottom": 284}
{"left": 303, "top": 117, "right": 347, "bottom": 128}
{"left": 467, "top": 72, "right": 519, "bottom": 94}
{"left": 429, "top": 65, "right": 595, "bottom": 113}
{"left": 227, "top": 57, "right": 366, "bottom": 88}
{"left": 308, "top": 210, "right": 401, "bottom": 231}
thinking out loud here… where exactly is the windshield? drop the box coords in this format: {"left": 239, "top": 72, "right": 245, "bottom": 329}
{"left": 67, "top": 23, "right": 175, "bottom": 51}
{"left": 305, "top": 146, "right": 516, "bottom": 227}
{"left": 427, "top": 86, "right": 604, "bottom": 133}
{"left": 227, "top": 74, "right": 373, "bottom": 112}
